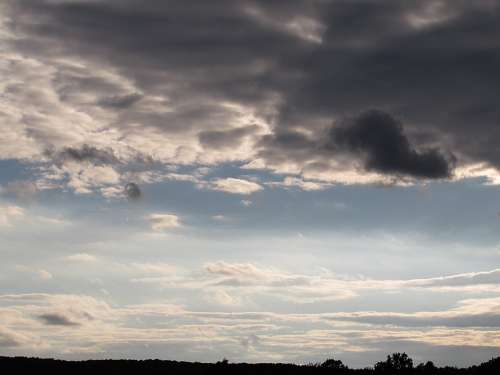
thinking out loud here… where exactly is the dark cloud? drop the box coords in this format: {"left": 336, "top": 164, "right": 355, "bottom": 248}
{"left": 124, "top": 182, "right": 141, "bottom": 200}
{"left": 259, "top": 110, "right": 454, "bottom": 180}
{"left": 4, "top": 0, "right": 500, "bottom": 180}
{"left": 330, "top": 110, "right": 454, "bottom": 179}
{"left": 97, "top": 93, "right": 143, "bottom": 109}
{"left": 277, "top": 0, "right": 500, "bottom": 167}
{"left": 199, "top": 125, "right": 259, "bottom": 149}
{"left": 46, "top": 144, "right": 119, "bottom": 166}
{"left": 38, "top": 313, "right": 81, "bottom": 326}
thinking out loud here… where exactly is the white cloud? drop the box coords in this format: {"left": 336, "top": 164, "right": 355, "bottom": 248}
{"left": 2, "top": 291, "right": 500, "bottom": 364}
{"left": 37, "top": 270, "right": 53, "bottom": 280}
{"left": 129, "top": 262, "right": 177, "bottom": 275}
{"left": 455, "top": 163, "right": 500, "bottom": 185}
{"left": 211, "top": 214, "right": 231, "bottom": 222}
{"left": 267, "top": 176, "right": 333, "bottom": 191}
{"left": 208, "top": 178, "right": 263, "bottom": 195}
{"left": 0, "top": 203, "right": 70, "bottom": 229}
{"left": 205, "top": 289, "right": 241, "bottom": 306}
{"left": 148, "top": 213, "right": 181, "bottom": 231}
{"left": 64, "top": 253, "right": 98, "bottom": 263}
{"left": 198, "top": 262, "right": 500, "bottom": 304}
{"left": 65, "top": 164, "right": 121, "bottom": 194}
{"left": 0, "top": 204, "right": 24, "bottom": 227}
{"left": 15, "top": 266, "right": 53, "bottom": 281}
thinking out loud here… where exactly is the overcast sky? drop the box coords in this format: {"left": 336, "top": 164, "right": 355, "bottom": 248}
{"left": 1, "top": 0, "right": 500, "bottom": 367}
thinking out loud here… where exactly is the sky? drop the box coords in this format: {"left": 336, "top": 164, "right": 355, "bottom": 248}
{"left": 1, "top": 0, "right": 500, "bottom": 368}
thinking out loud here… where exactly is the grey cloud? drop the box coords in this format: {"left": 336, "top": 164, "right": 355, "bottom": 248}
{"left": 260, "top": 110, "right": 455, "bottom": 180}
{"left": 239, "top": 334, "right": 260, "bottom": 348}
{"left": 38, "top": 313, "right": 81, "bottom": 326}
{"left": 0, "top": 329, "right": 22, "bottom": 348}
{"left": 124, "top": 182, "right": 141, "bottom": 200}
{"left": 330, "top": 110, "right": 455, "bottom": 179}
{"left": 46, "top": 144, "right": 119, "bottom": 166}
{"left": 45, "top": 144, "right": 154, "bottom": 171}
{"left": 4, "top": 0, "right": 500, "bottom": 181}
{"left": 278, "top": 0, "right": 500, "bottom": 168}
{"left": 97, "top": 93, "right": 143, "bottom": 109}
{"left": 199, "top": 125, "right": 259, "bottom": 149}
{"left": 7, "top": 0, "right": 300, "bottom": 101}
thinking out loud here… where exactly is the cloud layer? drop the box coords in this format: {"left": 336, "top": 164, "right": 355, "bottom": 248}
{"left": 3, "top": 261, "right": 500, "bottom": 365}
{"left": 1, "top": 0, "right": 500, "bottom": 194}
{"left": 1, "top": 0, "right": 500, "bottom": 367}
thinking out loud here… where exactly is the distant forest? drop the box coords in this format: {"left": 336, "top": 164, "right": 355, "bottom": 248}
{"left": 2, "top": 353, "right": 500, "bottom": 374}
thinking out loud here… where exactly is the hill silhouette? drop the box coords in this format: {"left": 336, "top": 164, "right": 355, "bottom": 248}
{"left": 2, "top": 353, "right": 500, "bottom": 374}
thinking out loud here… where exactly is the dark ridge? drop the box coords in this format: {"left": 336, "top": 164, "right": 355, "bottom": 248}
{"left": 1, "top": 354, "right": 500, "bottom": 375}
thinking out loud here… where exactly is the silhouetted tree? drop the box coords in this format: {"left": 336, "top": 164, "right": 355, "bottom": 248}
{"left": 2, "top": 354, "right": 500, "bottom": 375}
{"left": 375, "top": 353, "right": 413, "bottom": 373}
{"left": 321, "top": 358, "right": 348, "bottom": 370}
{"left": 216, "top": 357, "right": 229, "bottom": 365}
{"left": 416, "top": 361, "right": 437, "bottom": 374}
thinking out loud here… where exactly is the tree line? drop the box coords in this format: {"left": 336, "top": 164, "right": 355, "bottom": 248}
{"left": 1, "top": 353, "right": 500, "bottom": 374}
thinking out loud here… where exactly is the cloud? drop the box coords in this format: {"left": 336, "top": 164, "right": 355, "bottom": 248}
{"left": 37, "top": 270, "right": 53, "bottom": 280}
{"left": 47, "top": 144, "right": 120, "bottom": 166}
{"left": 198, "top": 263, "right": 500, "bottom": 304}
{"left": 2, "top": 0, "right": 500, "bottom": 190}
{"left": 267, "top": 176, "right": 333, "bottom": 191}
{"left": 3, "top": 289, "right": 500, "bottom": 365}
{"left": 1, "top": 2, "right": 500, "bottom": 365}
{"left": 205, "top": 289, "right": 241, "bottom": 306}
{"left": 199, "top": 125, "right": 259, "bottom": 149}
{"left": 15, "top": 266, "right": 54, "bottom": 281}
{"left": 1, "top": 180, "right": 38, "bottom": 201}
{"left": 0, "top": 204, "right": 68, "bottom": 230}
{"left": 64, "top": 253, "right": 98, "bottom": 263}
{"left": 211, "top": 214, "right": 231, "bottom": 222}
{"left": 404, "top": 268, "right": 500, "bottom": 291}
{"left": 97, "top": 92, "right": 143, "bottom": 109}
{"left": 0, "top": 204, "right": 24, "bottom": 227}
{"left": 205, "top": 261, "right": 274, "bottom": 281}
{"left": 209, "top": 178, "right": 263, "bottom": 195}
{"left": 330, "top": 110, "right": 455, "bottom": 179}
{"left": 124, "top": 182, "right": 141, "bottom": 200}
{"left": 328, "top": 297, "right": 500, "bottom": 328}
{"left": 64, "top": 164, "right": 121, "bottom": 194}
{"left": 239, "top": 334, "right": 260, "bottom": 349}
{"left": 202, "top": 261, "right": 356, "bottom": 302}
{"left": 148, "top": 213, "right": 181, "bottom": 231}
{"left": 258, "top": 110, "right": 455, "bottom": 183}
{"left": 0, "top": 327, "right": 24, "bottom": 348}
{"left": 0, "top": 293, "right": 112, "bottom": 325}
{"left": 38, "top": 312, "right": 81, "bottom": 326}
{"left": 129, "top": 262, "right": 177, "bottom": 275}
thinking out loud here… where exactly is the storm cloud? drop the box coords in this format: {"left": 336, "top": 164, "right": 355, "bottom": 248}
{"left": 330, "top": 110, "right": 455, "bottom": 179}
{"left": 2, "top": 1, "right": 500, "bottom": 365}
{"left": 3, "top": 0, "right": 498, "bottom": 188}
